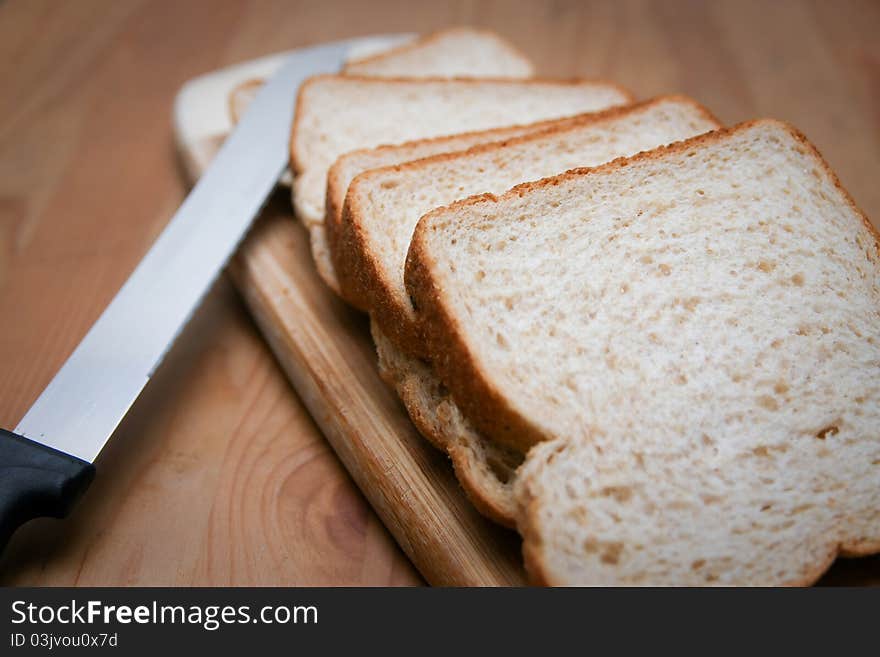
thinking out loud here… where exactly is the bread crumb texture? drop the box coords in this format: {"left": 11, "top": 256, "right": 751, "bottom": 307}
{"left": 416, "top": 120, "right": 880, "bottom": 584}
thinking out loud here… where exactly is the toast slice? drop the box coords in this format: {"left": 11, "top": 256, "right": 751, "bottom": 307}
{"left": 336, "top": 96, "right": 720, "bottom": 355}
{"left": 356, "top": 97, "right": 719, "bottom": 526}
{"left": 344, "top": 27, "right": 533, "bottom": 78}
{"left": 289, "top": 75, "right": 632, "bottom": 292}
{"left": 406, "top": 120, "right": 880, "bottom": 584}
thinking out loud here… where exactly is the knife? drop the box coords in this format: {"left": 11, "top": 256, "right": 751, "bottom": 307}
{"left": 0, "top": 34, "right": 410, "bottom": 550}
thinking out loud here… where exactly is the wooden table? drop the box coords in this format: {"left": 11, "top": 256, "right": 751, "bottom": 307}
{"left": 1, "top": 0, "right": 878, "bottom": 586}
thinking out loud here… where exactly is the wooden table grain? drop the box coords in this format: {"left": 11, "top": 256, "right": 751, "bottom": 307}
{"left": 1, "top": 0, "right": 878, "bottom": 586}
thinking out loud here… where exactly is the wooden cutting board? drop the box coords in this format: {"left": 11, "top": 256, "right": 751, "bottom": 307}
{"left": 172, "top": 53, "right": 880, "bottom": 588}
{"left": 174, "top": 55, "right": 525, "bottom": 586}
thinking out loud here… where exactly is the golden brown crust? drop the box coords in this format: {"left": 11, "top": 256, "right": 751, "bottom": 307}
{"left": 374, "top": 350, "right": 448, "bottom": 452}
{"left": 448, "top": 444, "right": 518, "bottom": 528}
{"left": 326, "top": 185, "right": 374, "bottom": 310}
{"left": 335, "top": 187, "right": 424, "bottom": 346}
{"left": 385, "top": 371, "right": 521, "bottom": 527}
{"left": 342, "top": 26, "right": 534, "bottom": 75}
{"left": 405, "top": 118, "right": 880, "bottom": 457}
{"left": 334, "top": 95, "right": 713, "bottom": 359}
{"left": 406, "top": 224, "right": 546, "bottom": 453}
{"left": 289, "top": 74, "right": 634, "bottom": 175}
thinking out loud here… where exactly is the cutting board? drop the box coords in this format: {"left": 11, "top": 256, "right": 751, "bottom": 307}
{"left": 173, "top": 53, "right": 526, "bottom": 587}
{"left": 172, "top": 53, "right": 880, "bottom": 588}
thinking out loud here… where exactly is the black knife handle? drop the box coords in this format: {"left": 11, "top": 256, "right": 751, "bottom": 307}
{"left": 0, "top": 428, "right": 95, "bottom": 551}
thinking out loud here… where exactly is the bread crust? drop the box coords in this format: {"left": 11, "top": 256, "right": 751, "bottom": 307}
{"left": 405, "top": 118, "right": 880, "bottom": 456}
{"left": 448, "top": 442, "right": 519, "bottom": 528}
{"left": 342, "top": 26, "right": 534, "bottom": 76}
{"left": 227, "top": 77, "right": 265, "bottom": 124}
{"left": 334, "top": 95, "right": 715, "bottom": 357}
{"left": 371, "top": 320, "right": 521, "bottom": 527}
{"left": 335, "top": 187, "right": 424, "bottom": 345}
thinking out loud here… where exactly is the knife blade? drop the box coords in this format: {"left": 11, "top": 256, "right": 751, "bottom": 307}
{"left": 0, "top": 34, "right": 411, "bottom": 550}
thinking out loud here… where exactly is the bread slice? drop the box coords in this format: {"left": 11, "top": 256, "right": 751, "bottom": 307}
{"left": 289, "top": 75, "right": 632, "bottom": 292}
{"left": 371, "top": 320, "right": 522, "bottom": 525}
{"left": 406, "top": 119, "right": 880, "bottom": 584}
{"left": 356, "top": 97, "right": 718, "bottom": 527}
{"left": 336, "top": 96, "right": 720, "bottom": 355}
{"left": 343, "top": 27, "right": 533, "bottom": 78}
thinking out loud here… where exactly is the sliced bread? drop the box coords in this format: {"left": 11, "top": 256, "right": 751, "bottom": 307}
{"left": 406, "top": 120, "right": 880, "bottom": 584}
{"left": 289, "top": 75, "right": 632, "bottom": 291}
{"left": 325, "top": 117, "right": 583, "bottom": 298}
{"left": 231, "top": 27, "right": 534, "bottom": 124}
{"left": 343, "top": 27, "right": 533, "bottom": 78}
{"left": 358, "top": 97, "right": 719, "bottom": 527}
{"left": 335, "top": 96, "right": 720, "bottom": 355}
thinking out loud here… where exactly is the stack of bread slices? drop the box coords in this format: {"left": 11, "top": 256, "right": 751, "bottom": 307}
{"left": 237, "top": 27, "right": 880, "bottom": 585}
